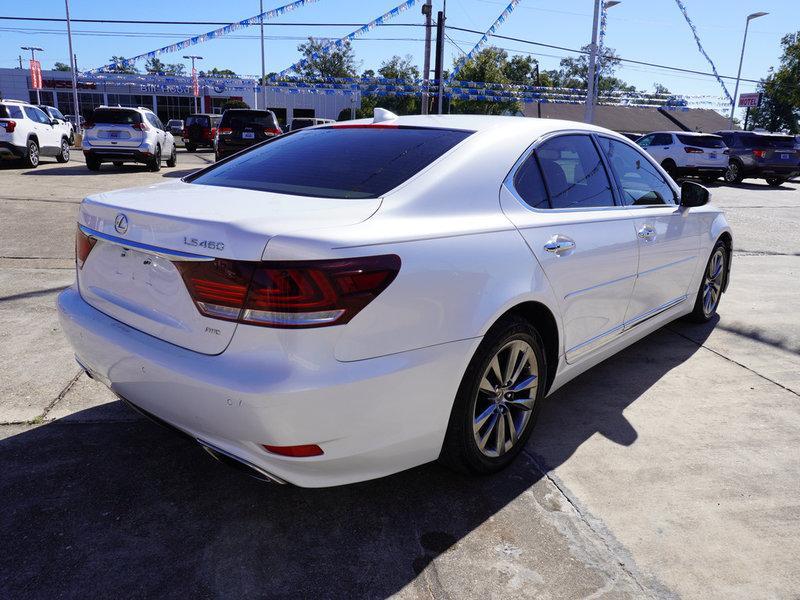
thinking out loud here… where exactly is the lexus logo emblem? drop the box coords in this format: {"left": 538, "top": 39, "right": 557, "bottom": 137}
{"left": 114, "top": 213, "right": 128, "bottom": 235}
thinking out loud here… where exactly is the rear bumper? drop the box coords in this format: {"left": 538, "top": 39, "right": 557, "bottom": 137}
{"left": 676, "top": 166, "right": 727, "bottom": 176}
{"left": 742, "top": 163, "right": 800, "bottom": 178}
{"left": 57, "top": 286, "right": 477, "bottom": 487}
{"left": 0, "top": 141, "right": 26, "bottom": 160}
{"left": 183, "top": 137, "right": 214, "bottom": 147}
{"left": 82, "top": 148, "right": 153, "bottom": 163}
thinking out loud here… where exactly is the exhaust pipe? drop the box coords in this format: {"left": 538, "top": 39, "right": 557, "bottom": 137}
{"left": 197, "top": 439, "right": 287, "bottom": 485}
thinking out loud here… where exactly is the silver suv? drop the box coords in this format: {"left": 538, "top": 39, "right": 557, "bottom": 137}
{"left": 82, "top": 106, "right": 177, "bottom": 172}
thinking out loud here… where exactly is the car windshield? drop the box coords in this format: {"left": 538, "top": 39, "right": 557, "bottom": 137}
{"left": 677, "top": 135, "right": 725, "bottom": 149}
{"left": 90, "top": 109, "right": 141, "bottom": 125}
{"left": 220, "top": 110, "right": 277, "bottom": 130}
{"left": 47, "top": 107, "right": 66, "bottom": 120}
{"left": 187, "top": 126, "right": 473, "bottom": 199}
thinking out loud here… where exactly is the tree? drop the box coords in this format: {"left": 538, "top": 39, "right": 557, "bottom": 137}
{"left": 750, "top": 31, "right": 800, "bottom": 133}
{"left": 357, "top": 55, "right": 420, "bottom": 118}
{"left": 53, "top": 62, "right": 71, "bottom": 72}
{"left": 145, "top": 57, "right": 166, "bottom": 74}
{"left": 449, "top": 47, "right": 519, "bottom": 115}
{"left": 550, "top": 45, "right": 636, "bottom": 95}
{"left": 203, "top": 67, "right": 238, "bottom": 78}
{"left": 221, "top": 99, "right": 250, "bottom": 110}
{"left": 164, "top": 63, "right": 186, "bottom": 76}
{"left": 295, "top": 38, "right": 357, "bottom": 79}
{"left": 109, "top": 56, "right": 138, "bottom": 74}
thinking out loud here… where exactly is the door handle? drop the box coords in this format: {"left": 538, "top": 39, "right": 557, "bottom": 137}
{"left": 544, "top": 235, "right": 576, "bottom": 255}
{"left": 637, "top": 225, "right": 656, "bottom": 240}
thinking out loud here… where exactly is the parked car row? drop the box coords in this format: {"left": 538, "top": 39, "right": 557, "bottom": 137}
{"left": 636, "top": 129, "right": 799, "bottom": 187}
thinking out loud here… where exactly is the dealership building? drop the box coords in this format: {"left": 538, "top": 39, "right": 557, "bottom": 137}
{"left": 0, "top": 67, "right": 359, "bottom": 127}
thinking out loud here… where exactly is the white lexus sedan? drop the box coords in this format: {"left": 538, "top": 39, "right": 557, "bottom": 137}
{"left": 58, "top": 111, "right": 732, "bottom": 487}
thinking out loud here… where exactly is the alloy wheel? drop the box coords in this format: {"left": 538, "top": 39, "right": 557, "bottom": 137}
{"left": 28, "top": 142, "right": 39, "bottom": 166}
{"left": 702, "top": 248, "right": 725, "bottom": 317}
{"left": 472, "top": 340, "right": 538, "bottom": 458}
{"left": 725, "top": 163, "right": 739, "bottom": 183}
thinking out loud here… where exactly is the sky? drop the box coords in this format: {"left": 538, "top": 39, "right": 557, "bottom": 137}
{"left": 1, "top": 0, "right": 798, "bottom": 119}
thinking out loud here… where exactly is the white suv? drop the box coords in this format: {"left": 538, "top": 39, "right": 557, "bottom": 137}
{"left": 0, "top": 99, "right": 71, "bottom": 168}
{"left": 82, "top": 106, "right": 177, "bottom": 172}
{"left": 38, "top": 105, "right": 75, "bottom": 145}
{"left": 636, "top": 131, "right": 728, "bottom": 183}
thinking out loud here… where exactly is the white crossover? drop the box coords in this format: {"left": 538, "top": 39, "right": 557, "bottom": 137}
{"left": 58, "top": 111, "right": 732, "bottom": 487}
{"left": 636, "top": 131, "right": 729, "bottom": 183}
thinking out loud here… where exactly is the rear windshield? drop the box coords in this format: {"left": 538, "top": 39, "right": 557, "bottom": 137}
{"left": 0, "top": 104, "right": 24, "bottom": 119}
{"left": 186, "top": 115, "right": 210, "bottom": 127}
{"left": 187, "top": 126, "right": 473, "bottom": 199}
{"left": 677, "top": 134, "right": 725, "bottom": 148}
{"left": 768, "top": 136, "right": 795, "bottom": 149}
{"left": 90, "top": 109, "right": 141, "bottom": 125}
{"left": 737, "top": 133, "right": 771, "bottom": 148}
{"left": 220, "top": 110, "right": 278, "bottom": 130}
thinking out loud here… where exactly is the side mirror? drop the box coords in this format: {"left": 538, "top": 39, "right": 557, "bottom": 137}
{"left": 50, "top": 119, "right": 59, "bottom": 126}
{"left": 680, "top": 180, "right": 710, "bottom": 207}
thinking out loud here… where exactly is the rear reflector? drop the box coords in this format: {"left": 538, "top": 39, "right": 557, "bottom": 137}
{"left": 263, "top": 444, "right": 324, "bottom": 457}
{"left": 75, "top": 226, "right": 97, "bottom": 269}
{"left": 175, "top": 254, "right": 400, "bottom": 328}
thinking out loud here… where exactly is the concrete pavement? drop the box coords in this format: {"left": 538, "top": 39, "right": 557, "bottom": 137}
{"left": 1, "top": 152, "right": 798, "bottom": 598}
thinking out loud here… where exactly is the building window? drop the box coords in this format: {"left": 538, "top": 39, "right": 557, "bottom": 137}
{"left": 107, "top": 94, "right": 154, "bottom": 110}
{"left": 56, "top": 91, "right": 75, "bottom": 116}
{"left": 29, "top": 90, "right": 54, "bottom": 106}
{"left": 78, "top": 93, "right": 104, "bottom": 118}
{"left": 156, "top": 95, "right": 194, "bottom": 122}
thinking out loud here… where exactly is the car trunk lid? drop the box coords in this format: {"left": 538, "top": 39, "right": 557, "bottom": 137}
{"left": 77, "top": 180, "right": 381, "bottom": 354}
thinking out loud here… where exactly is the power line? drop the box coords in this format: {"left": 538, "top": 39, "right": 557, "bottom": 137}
{"left": 446, "top": 25, "right": 762, "bottom": 84}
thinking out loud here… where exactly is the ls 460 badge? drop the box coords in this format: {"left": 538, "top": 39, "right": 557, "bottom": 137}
{"left": 184, "top": 237, "right": 224, "bottom": 251}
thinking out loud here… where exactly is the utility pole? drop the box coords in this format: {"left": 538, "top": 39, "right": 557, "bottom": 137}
{"left": 21, "top": 46, "right": 44, "bottom": 104}
{"left": 421, "top": 0, "right": 433, "bottom": 115}
{"left": 259, "top": 0, "right": 267, "bottom": 111}
{"left": 73, "top": 53, "right": 79, "bottom": 73}
{"left": 18, "top": 55, "right": 23, "bottom": 70}
{"left": 434, "top": 4, "right": 446, "bottom": 115}
{"left": 534, "top": 63, "right": 541, "bottom": 118}
{"left": 64, "top": 0, "right": 81, "bottom": 133}
{"left": 583, "top": 0, "right": 601, "bottom": 124}
{"left": 184, "top": 55, "right": 203, "bottom": 113}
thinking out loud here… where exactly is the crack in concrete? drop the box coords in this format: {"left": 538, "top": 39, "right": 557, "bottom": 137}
{"left": 667, "top": 327, "right": 800, "bottom": 398}
{"left": 32, "top": 370, "right": 83, "bottom": 424}
{"left": 523, "top": 449, "right": 666, "bottom": 599}
{"left": 0, "top": 196, "right": 81, "bottom": 205}
{"left": 732, "top": 249, "right": 800, "bottom": 257}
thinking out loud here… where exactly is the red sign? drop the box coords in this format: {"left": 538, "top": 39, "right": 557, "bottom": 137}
{"left": 29, "top": 59, "right": 42, "bottom": 89}
{"left": 738, "top": 93, "right": 762, "bottom": 108}
{"left": 192, "top": 68, "right": 199, "bottom": 97}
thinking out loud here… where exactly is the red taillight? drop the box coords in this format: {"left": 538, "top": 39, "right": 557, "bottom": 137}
{"left": 264, "top": 127, "right": 282, "bottom": 136}
{"left": 131, "top": 122, "right": 150, "bottom": 131}
{"left": 0, "top": 120, "right": 16, "bottom": 133}
{"left": 182, "top": 127, "right": 188, "bottom": 137}
{"left": 684, "top": 146, "right": 703, "bottom": 154}
{"left": 752, "top": 149, "right": 767, "bottom": 159}
{"left": 218, "top": 127, "right": 232, "bottom": 135}
{"left": 175, "top": 255, "right": 400, "bottom": 328}
{"left": 75, "top": 227, "right": 96, "bottom": 269}
{"left": 262, "top": 444, "right": 323, "bottom": 457}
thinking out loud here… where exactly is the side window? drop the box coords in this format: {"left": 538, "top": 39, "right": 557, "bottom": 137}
{"left": 512, "top": 155, "right": 550, "bottom": 209}
{"left": 652, "top": 133, "right": 672, "bottom": 146}
{"left": 598, "top": 137, "right": 676, "bottom": 207}
{"left": 4, "top": 105, "right": 24, "bottom": 119}
{"left": 24, "top": 106, "right": 49, "bottom": 124}
{"left": 536, "top": 135, "right": 615, "bottom": 210}
{"left": 638, "top": 135, "right": 653, "bottom": 148}
{"left": 145, "top": 113, "right": 160, "bottom": 129}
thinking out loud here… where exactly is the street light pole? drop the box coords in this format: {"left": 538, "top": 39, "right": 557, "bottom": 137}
{"left": 21, "top": 46, "right": 44, "bottom": 104}
{"left": 64, "top": 0, "right": 81, "bottom": 134}
{"left": 421, "top": 0, "right": 433, "bottom": 115}
{"left": 259, "top": 0, "right": 267, "bottom": 111}
{"left": 584, "top": 0, "right": 619, "bottom": 124}
{"left": 729, "top": 11, "right": 768, "bottom": 129}
{"left": 184, "top": 55, "right": 203, "bottom": 113}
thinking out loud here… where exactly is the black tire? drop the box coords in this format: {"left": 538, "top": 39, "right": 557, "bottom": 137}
{"left": 439, "top": 315, "right": 547, "bottom": 475}
{"left": 148, "top": 145, "right": 161, "bottom": 172}
{"left": 23, "top": 139, "right": 40, "bottom": 168}
{"left": 185, "top": 143, "right": 196, "bottom": 153}
{"left": 113, "top": 161, "right": 124, "bottom": 168}
{"left": 56, "top": 139, "right": 70, "bottom": 163}
{"left": 68, "top": 133, "right": 75, "bottom": 146}
{"left": 686, "top": 240, "right": 727, "bottom": 323}
{"left": 765, "top": 177, "right": 787, "bottom": 187}
{"left": 724, "top": 161, "right": 744, "bottom": 184}
{"left": 166, "top": 145, "right": 177, "bottom": 167}
{"left": 86, "top": 156, "right": 101, "bottom": 171}
{"left": 661, "top": 159, "right": 678, "bottom": 179}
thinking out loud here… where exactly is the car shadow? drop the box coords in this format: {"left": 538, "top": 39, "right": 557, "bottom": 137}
{"left": 0, "top": 324, "right": 712, "bottom": 597}
{"left": 162, "top": 168, "right": 202, "bottom": 179}
{"left": 20, "top": 164, "right": 153, "bottom": 176}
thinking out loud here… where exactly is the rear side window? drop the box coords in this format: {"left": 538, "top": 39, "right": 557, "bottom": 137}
{"left": 513, "top": 156, "right": 549, "bottom": 209}
{"left": 677, "top": 135, "right": 725, "bottom": 148}
{"left": 24, "top": 106, "right": 50, "bottom": 124}
{"left": 188, "top": 126, "right": 473, "bottom": 199}
{"left": 0, "top": 104, "right": 24, "bottom": 119}
{"left": 221, "top": 110, "right": 278, "bottom": 130}
{"left": 598, "top": 137, "right": 675, "bottom": 206}
{"left": 90, "top": 109, "right": 141, "bottom": 125}
{"left": 651, "top": 133, "right": 673, "bottom": 146}
{"left": 536, "top": 135, "right": 615, "bottom": 209}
